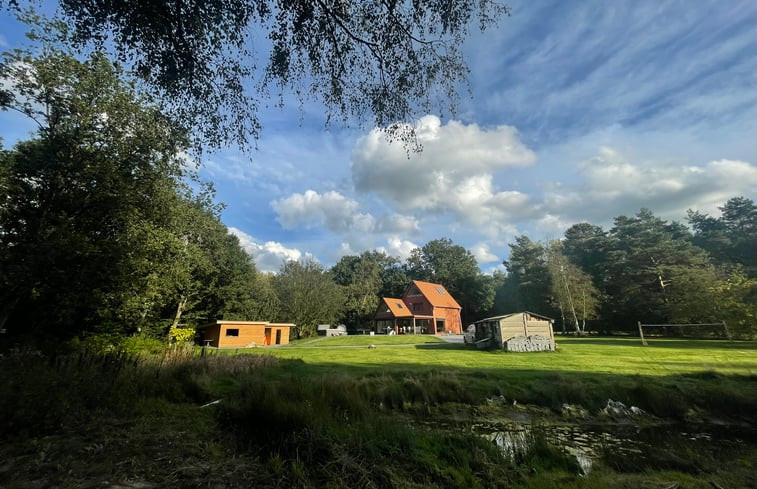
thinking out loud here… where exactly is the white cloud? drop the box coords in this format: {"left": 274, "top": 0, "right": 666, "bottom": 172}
{"left": 350, "top": 116, "right": 537, "bottom": 238}
{"left": 352, "top": 115, "right": 535, "bottom": 210}
{"left": 542, "top": 149, "right": 757, "bottom": 225}
{"left": 271, "top": 189, "right": 420, "bottom": 234}
{"left": 376, "top": 236, "right": 419, "bottom": 261}
{"left": 229, "top": 227, "right": 310, "bottom": 273}
{"left": 470, "top": 243, "right": 499, "bottom": 264}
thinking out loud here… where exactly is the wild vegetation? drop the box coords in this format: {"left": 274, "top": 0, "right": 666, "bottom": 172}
{"left": 1, "top": 339, "right": 755, "bottom": 487}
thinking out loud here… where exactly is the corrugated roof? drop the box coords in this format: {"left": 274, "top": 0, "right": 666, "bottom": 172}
{"left": 407, "top": 280, "right": 461, "bottom": 309}
{"left": 381, "top": 297, "right": 414, "bottom": 317}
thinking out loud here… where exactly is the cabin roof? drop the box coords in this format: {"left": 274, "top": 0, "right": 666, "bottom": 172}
{"left": 381, "top": 297, "right": 414, "bottom": 317}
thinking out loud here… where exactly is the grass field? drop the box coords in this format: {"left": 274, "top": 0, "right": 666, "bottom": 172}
{"left": 253, "top": 335, "right": 757, "bottom": 377}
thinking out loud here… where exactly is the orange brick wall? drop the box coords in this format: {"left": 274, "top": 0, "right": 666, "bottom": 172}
{"left": 434, "top": 307, "right": 463, "bottom": 334}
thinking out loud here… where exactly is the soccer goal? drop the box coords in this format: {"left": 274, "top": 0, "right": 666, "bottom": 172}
{"left": 637, "top": 321, "right": 732, "bottom": 345}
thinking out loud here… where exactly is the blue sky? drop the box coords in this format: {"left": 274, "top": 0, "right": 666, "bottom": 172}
{"left": 2, "top": 1, "right": 757, "bottom": 272}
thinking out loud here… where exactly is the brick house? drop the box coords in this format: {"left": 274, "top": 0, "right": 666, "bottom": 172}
{"left": 373, "top": 280, "right": 463, "bottom": 335}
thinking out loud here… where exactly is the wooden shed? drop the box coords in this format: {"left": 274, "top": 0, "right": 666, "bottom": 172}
{"left": 471, "top": 312, "right": 555, "bottom": 351}
{"left": 198, "top": 320, "right": 294, "bottom": 348}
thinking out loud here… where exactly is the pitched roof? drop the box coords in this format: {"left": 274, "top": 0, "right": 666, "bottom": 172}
{"left": 380, "top": 297, "right": 414, "bottom": 317}
{"left": 475, "top": 311, "right": 554, "bottom": 323}
{"left": 406, "top": 280, "right": 461, "bottom": 309}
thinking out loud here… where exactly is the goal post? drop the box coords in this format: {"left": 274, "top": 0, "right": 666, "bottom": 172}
{"left": 637, "top": 321, "right": 732, "bottom": 345}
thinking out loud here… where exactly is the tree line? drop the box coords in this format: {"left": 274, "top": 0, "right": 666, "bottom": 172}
{"left": 2, "top": 40, "right": 755, "bottom": 349}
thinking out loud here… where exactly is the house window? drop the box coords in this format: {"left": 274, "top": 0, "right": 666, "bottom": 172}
{"left": 397, "top": 303, "right": 404, "bottom": 309}
{"left": 435, "top": 286, "right": 446, "bottom": 295}
{"left": 226, "top": 328, "right": 239, "bottom": 337}
{"left": 413, "top": 303, "right": 422, "bottom": 312}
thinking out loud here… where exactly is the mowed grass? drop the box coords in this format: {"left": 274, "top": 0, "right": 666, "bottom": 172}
{"left": 300, "top": 334, "right": 445, "bottom": 346}
{"left": 259, "top": 336, "right": 757, "bottom": 377}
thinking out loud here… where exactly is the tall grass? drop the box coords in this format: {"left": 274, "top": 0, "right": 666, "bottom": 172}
{"left": 0, "top": 347, "right": 277, "bottom": 437}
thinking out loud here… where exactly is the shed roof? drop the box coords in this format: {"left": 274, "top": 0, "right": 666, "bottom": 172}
{"left": 474, "top": 311, "right": 554, "bottom": 323}
{"left": 406, "top": 280, "right": 461, "bottom": 309}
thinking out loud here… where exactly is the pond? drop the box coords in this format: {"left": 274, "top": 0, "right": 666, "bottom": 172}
{"left": 480, "top": 420, "right": 756, "bottom": 475}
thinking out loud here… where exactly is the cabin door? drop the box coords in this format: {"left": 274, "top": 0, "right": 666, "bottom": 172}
{"left": 275, "top": 329, "right": 282, "bottom": 344}
{"left": 436, "top": 319, "right": 445, "bottom": 333}
{"left": 264, "top": 328, "right": 272, "bottom": 345}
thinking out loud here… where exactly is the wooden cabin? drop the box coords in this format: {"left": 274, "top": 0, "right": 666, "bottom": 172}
{"left": 471, "top": 312, "right": 555, "bottom": 351}
{"left": 198, "top": 320, "right": 294, "bottom": 348}
{"left": 373, "top": 280, "right": 463, "bottom": 334}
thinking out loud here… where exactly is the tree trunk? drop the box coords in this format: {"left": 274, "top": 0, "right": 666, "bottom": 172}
{"left": 168, "top": 294, "right": 189, "bottom": 339}
{"left": 561, "top": 269, "right": 581, "bottom": 336}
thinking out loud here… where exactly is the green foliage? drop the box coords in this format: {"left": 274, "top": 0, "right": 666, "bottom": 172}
{"left": 273, "top": 258, "right": 346, "bottom": 338}
{"left": 331, "top": 250, "right": 400, "bottom": 328}
{"left": 0, "top": 38, "right": 273, "bottom": 345}
{"left": 3, "top": 0, "right": 509, "bottom": 150}
{"left": 689, "top": 196, "right": 757, "bottom": 277}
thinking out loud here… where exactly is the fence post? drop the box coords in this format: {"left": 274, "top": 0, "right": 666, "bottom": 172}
{"left": 638, "top": 321, "right": 647, "bottom": 346}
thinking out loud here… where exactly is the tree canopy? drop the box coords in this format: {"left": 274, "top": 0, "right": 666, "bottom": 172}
{"left": 2, "top": 0, "right": 509, "bottom": 150}
{"left": 0, "top": 44, "right": 273, "bottom": 345}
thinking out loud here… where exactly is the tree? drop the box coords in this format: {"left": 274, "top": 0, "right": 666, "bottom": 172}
{"left": 406, "top": 238, "right": 494, "bottom": 323}
{"left": 503, "top": 236, "right": 553, "bottom": 315}
{"left": 273, "top": 259, "right": 345, "bottom": 338}
{"left": 331, "top": 250, "right": 402, "bottom": 329}
{"left": 2, "top": 1, "right": 510, "bottom": 150}
{"left": 602, "top": 209, "right": 715, "bottom": 330}
{"left": 688, "top": 196, "right": 757, "bottom": 277}
{"left": 0, "top": 44, "right": 271, "bottom": 344}
{"left": 0, "top": 45, "right": 190, "bottom": 341}
{"left": 544, "top": 241, "right": 600, "bottom": 335}
{"left": 561, "top": 222, "right": 611, "bottom": 288}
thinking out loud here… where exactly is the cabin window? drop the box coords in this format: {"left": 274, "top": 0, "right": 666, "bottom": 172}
{"left": 397, "top": 303, "right": 404, "bottom": 309}
{"left": 226, "top": 328, "right": 239, "bottom": 337}
{"left": 435, "top": 287, "right": 446, "bottom": 295}
{"left": 413, "top": 303, "right": 422, "bottom": 312}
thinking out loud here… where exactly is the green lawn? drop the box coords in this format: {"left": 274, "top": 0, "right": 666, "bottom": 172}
{"left": 259, "top": 336, "right": 757, "bottom": 377}
{"left": 297, "top": 334, "right": 445, "bottom": 346}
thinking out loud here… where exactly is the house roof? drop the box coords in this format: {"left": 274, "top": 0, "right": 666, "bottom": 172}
{"left": 380, "top": 297, "right": 414, "bottom": 317}
{"left": 406, "top": 280, "right": 461, "bottom": 309}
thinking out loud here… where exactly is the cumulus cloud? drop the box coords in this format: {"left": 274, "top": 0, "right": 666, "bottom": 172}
{"left": 271, "top": 189, "right": 420, "bottom": 234}
{"left": 376, "top": 236, "right": 419, "bottom": 261}
{"left": 543, "top": 148, "right": 757, "bottom": 224}
{"left": 470, "top": 243, "right": 499, "bottom": 264}
{"left": 229, "top": 227, "right": 311, "bottom": 273}
{"left": 352, "top": 115, "right": 535, "bottom": 210}
{"left": 350, "top": 116, "right": 537, "bottom": 237}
